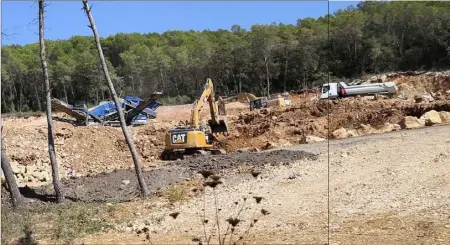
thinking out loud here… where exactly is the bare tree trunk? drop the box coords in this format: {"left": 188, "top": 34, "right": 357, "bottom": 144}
{"left": 1, "top": 129, "right": 23, "bottom": 208}
{"left": 39, "top": 0, "right": 65, "bottom": 203}
{"left": 82, "top": 0, "right": 149, "bottom": 197}
{"left": 264, "top": 56, "right": 270, "bottom": 97}
{"left": 159, "top": 68, "right": 165, "bottom": 90}
{"left": 95, "top": 88, "right": 99, "bottom": 105}
{"left": 62, "top": 82, "right": 69, "bottom": 103}
{"left": 284, "top": 59, "right": 288, "bottom": 93}
{"left": 34, "top": 84, "right": 42, "bottom": 111}
{"left": 19, "top": 82, "right": 23, "bottom": 112}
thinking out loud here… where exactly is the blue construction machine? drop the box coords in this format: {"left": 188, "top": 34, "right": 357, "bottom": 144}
{"left": 51, "top": 92, "right": 163, "bottom": 126}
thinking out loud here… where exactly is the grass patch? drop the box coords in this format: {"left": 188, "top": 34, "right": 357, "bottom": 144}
{"left": 164, "top": 185, "right": 188, "bottom": 204}
{"left": 1, "top": 202, "right": 114, "bottom": 245}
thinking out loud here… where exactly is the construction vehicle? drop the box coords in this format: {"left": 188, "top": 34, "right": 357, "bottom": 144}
{"left": 217, "top": 92, "right": 290, "bottom": 111}
{"left": 219, "top": 93, "right": 259, "bottom": 103}
{"left": 217, "top": 93, "right": 258, "bottom": 114}
{"left": 249, "top": 97, "right": 290, "bottom": 111}
{"left": 161, "top": 78, "right": 229, "bottom": 160}
{"left": 51, "top": 92, "right": 163, "bottom": 126}
{"left": 319, "top": 81, "right": 398, "bottom": 100}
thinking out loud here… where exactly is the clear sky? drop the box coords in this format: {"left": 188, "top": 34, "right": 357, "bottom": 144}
{"left": 2, "top": 1, "right": 357, "bottom": 46}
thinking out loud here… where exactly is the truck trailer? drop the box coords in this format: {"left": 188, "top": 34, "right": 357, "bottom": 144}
{"left": 319, "top": 81, "right": 398, "bottom": 100}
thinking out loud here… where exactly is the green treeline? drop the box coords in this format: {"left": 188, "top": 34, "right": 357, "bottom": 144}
{"left": 1, "top": 1, "right": 449, "bottom": 113}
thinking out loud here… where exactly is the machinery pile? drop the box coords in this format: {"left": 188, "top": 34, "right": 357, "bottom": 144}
{"left": 51, "top": 92, "right": 163, "bottom": 126}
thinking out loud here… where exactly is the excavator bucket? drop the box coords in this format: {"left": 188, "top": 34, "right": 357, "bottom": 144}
{"left": 208, "top": 117, "right": 229, "bottom": 135}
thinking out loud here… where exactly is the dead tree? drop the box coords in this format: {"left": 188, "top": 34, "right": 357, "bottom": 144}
{"left": 39, "top": 0, "right": 65, "bottom": 203}
{"left": 81, "top": 0, "right": 149, "bottom": 196}
{"left": 1, "top": 128, "right": 23, "bottom": 208}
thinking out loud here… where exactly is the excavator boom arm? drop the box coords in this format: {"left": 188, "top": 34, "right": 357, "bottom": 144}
{"left": 190, "top": 78, "right": 228, "bottom": 134}
{"left": 190, "top": 78, "right": 220, "bottom": 127}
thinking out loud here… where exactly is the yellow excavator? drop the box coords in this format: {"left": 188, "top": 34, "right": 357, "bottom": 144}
{"left": 217, "top": 92, "right": 258, "bottom": 115}
{"left": 217, "top": 92, "right": 288, "bottom": 112}
{"left": 161, "top": 78, "right": 229, "bottom": 160}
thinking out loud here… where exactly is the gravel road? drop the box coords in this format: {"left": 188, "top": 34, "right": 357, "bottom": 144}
{"left": 95, "top": 124, "right": 450, "bottom": 245}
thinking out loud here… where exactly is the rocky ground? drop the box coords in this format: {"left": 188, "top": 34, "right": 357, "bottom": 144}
{"left": 5, "top": 124, "right": 445, "bottom": 245}
{"left": 77, "top": 125, "right": 450, "bottom": 245}
{"left": 2, "top": 71, "right": 450, "bottom": 244}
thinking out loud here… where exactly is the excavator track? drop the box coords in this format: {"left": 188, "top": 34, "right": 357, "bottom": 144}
{"left": 160, "top": 148, "right": 226, "bottom": 161}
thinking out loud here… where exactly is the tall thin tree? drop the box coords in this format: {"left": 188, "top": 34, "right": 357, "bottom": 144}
{"left": 81, "top": 0, "right": 149, "bottom": 196}
{"left": 1, "top": 127, "right": 23, "bottom": 208}
{"left": 39, "top": 0, "right": 65, "bottom": 203}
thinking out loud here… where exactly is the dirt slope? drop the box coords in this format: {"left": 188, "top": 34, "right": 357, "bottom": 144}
{"left": 2, "top": 72, "right": 450, "bottom": 186}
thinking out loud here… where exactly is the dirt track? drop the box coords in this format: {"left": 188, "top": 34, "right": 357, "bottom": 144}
{"left": 79, "top": 124, "right": 450, "bottom": 245}
{"left": 2, "top": 118, "right": 450, "bottom": 245}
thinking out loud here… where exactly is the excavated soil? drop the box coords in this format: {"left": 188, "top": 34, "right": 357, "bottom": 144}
{"left": 2, "top": 71, "right": 450, "bottom": 187}
{"left": 20, "top": 166, "right": 188, "bottom": 203}
{"left": 218, "top": 99, "right": 450, "bottom": 151}
{"left": 180, "top": 149, "right": 318, "bottom": 172}
{"left": 1, "top": 150, "right": 316, "bottom": 205}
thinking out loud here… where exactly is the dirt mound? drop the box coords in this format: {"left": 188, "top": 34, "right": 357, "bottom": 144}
{"left": 1, "top": 120, "right": 175, "bottom": 185}
{"left": 1, "top": 166, "right": 188, "bottom": 204}
{"left": 180, "top": 149, "right": 318, "bottom": 172}
{"left": 359, "top": 71, "right": 450, "bottom": 98}
{"left": 2, "top": 149, "right": 317, "bottom": 204}
{"left": 218, "top": 98, "right": 450, "bottom": 151}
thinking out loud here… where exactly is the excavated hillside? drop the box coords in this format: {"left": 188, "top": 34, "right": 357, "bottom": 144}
{"left": 2, "top": 71, "right": 450, "bottom": 185}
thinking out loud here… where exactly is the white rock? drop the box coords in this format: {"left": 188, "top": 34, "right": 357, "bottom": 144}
{"left": 438, "top": 111, "right": 450, "bottom": 123}
{"left": 31, "top": 171, "right": 48, "bottom": 182}
{"left": 419, "top": 110, "right": 442, "bottom": 126}
{"left": 332, "top": 128, "right": 348, "bottom": 139}
{"left": 305, "top": 135, "right": 326, "bottom": 143}
{"left": 398, "top": 116, "right": 425, "bottom": 129}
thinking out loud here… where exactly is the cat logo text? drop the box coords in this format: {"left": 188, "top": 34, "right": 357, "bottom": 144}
{"left": 171, "top": 133, "right": 187, "bottom": 144}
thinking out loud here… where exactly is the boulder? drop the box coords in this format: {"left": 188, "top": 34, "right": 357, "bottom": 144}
{"left": 262, "top": 141, "right": 277, "bottom": 150}
{"left": 414, "top": 95, "right": 423, "bottom": 103}
{"left": 332, "top": 127, "right": 348, "bottom": 139}
{"left": 25, "top": 165, "right": 37, "bottom": 174}
{"left": 438, "top": 111, "right": 450, "bottom": 123}
{"left": 31, "top": 171, "right": 49, "bottom": 182}
{"left": 419, "top": 110, "right": 442, "bottom": 126}
{"left": 380, "top": 123, "right": 402, "bottom": 132}
{"left": 379, "top": 123, "right": 394, "bottom": 132}
{"left": 11, "top": 163, "right": 26, "bottom": 175}
{"left": 422, "top": 94, "right": 435, "bottom": 102}
{"left": 237, "top": 147, "right": 251, "bottom": 153}
{"left": 358, "top": 124, "right": 374, "bottom": 134}
{"left": 398, "top": 116, "right": 425, "bottom": 129}
{"left": 305, "top": 135, "right": 326, "bottom": 143}
{"left": 346, "top": 129, "right": 359, "bottom": 137}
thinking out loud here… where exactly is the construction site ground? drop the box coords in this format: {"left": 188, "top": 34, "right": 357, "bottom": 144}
{"left": 2, "top": 71, "right": 450, "bottom": 244}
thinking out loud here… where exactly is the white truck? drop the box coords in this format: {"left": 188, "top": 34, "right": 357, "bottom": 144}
{"left": 319, "top": 81, "right": 398, "bottom": 100}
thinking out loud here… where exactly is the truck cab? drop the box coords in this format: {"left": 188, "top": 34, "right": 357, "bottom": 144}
{"left": 319, "top": 83, "right": 339, "bottom": 99}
